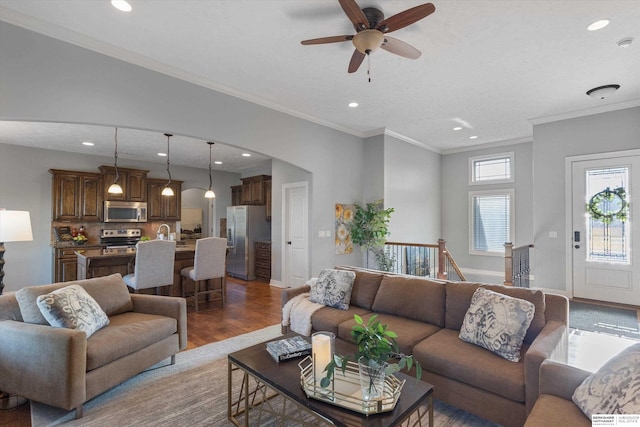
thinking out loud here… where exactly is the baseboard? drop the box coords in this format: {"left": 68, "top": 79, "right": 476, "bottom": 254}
{"left": 269, "top": 279, "right": 287, "bottom": 288}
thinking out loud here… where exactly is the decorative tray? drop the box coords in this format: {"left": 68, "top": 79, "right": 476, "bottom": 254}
{"left": 298, "top": 356, "right": 405, "bottom": 415}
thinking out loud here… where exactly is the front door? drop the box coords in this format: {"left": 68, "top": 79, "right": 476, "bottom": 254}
{"left": 571, "top": 151, "right": 640, "bottom": 305}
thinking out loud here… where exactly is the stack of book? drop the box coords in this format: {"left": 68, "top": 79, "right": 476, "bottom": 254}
{"left": 266, "top": 336, "right": 312, "bottom": 362}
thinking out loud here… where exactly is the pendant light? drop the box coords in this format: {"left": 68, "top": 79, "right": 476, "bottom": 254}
{"left": 204, "top": 141, "right": 216, "bottom": 199}
{"left": 161, "top": 133, "right": 174, "bottom": 196}
{"left": 107, "top": 127, "right": 124, "bottom": 194}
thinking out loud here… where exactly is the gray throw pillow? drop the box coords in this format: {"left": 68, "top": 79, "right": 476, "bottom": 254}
{"left": 572, "top": 343, "right": 640, "bottom": 418}
{"left": 309, "top": 269, "right": 356, "bottom": 310}
{"left": 459, "top": 287, "right": 535, "bottom": 362}
{"left": 36, "top": 284, "right": 110, "bottom": 338}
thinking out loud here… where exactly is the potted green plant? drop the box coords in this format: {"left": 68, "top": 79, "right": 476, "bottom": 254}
{"left": 321, "top": 314, "right": 422, "bottom": 400}
{"left": 350, "top": 201, "right": 395, "bottom": 271}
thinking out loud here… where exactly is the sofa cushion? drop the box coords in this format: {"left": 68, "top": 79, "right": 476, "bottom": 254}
{"left": 36, "top": 284, "right": 110, "bottom": 338}
{"left": 445, "top": 281, "right": 545, "bottom": 344}
{"left": 413, "top": 328, "right": 527, "bottom": 402}
{"left": 572, "top": 342, "right": 640, "bottom": 418}
{"left": 16, "top": 273, "right": 134, "bottom": 325}
{"left": 459, "top": 288, "right": 534, "bottom": 362}
{"left": 338, "top": 313, "right": 442, "bottom": 355}
{"left": 309, "top": 269, "right": 356, "bottom": 310}
{"left": 372, "top": 275, "right": 446, "bottom": 327}
{"left": 334, "top": 266, "right": 384, "bottom": 310}
{"left": 525, "top": 394, "right": 590, "bottom": 427}
{"left": 310, "top": 306, "right": 371, "bottom": 336}
{"left": 86, "top": 312, "right": 178, "bottom": 371}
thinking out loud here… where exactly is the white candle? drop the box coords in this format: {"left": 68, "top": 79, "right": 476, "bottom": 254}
{"left": 312, "top": 332, "right": 334, "bottom": 386}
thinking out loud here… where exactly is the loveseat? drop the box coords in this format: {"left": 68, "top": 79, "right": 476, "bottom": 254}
{"left": 281, "top": 266, "right": 569, "bottom": 427}
{"left": 0, "top": 273, "right": 187, "bottom": 418}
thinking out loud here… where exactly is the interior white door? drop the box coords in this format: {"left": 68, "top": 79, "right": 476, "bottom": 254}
{"left": 283, "top": 182, "right": 309, "bottom": 287}
{"left": 571, "top": 153, "right": 640, "bottom": 305}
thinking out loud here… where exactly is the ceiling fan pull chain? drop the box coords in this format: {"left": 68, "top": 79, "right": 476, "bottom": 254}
{"left": 367, "top": 53, "right": 372, "bottom": 83}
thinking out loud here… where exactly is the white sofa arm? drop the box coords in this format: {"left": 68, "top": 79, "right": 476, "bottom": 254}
{"left": 0, "top": 320, "right": 87, "bottom": 410}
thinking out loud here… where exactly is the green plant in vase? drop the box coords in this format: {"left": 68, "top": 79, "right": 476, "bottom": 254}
{"left": 350, "top": 201, "right": 395, "bottom": 271}
{"left": 321, "top": 314, "right": 422, "bottom": 400}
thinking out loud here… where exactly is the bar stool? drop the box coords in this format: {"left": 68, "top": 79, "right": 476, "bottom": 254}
{"left": 123, "top": 240, "right": 176, "bottom": 294}
{"left": 180, "top": 237, "right": 227, "bottom": 312}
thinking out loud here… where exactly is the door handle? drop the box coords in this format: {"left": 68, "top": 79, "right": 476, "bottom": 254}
{"left": 287, "top": 241, "right": 292, "bottom": 245}
{"left": 574, "top": 245, "right": 580, "bottom": 249}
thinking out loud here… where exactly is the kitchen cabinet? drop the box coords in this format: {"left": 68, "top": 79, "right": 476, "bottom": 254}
{"left": 265, "top": 178, "right": 272, "bottom": 221}
{"left": 254, "top": 241, "right": 271, "bottom": 281}
{"left": 99, "top": 166, "right": 148, "bottom": 201}
{"left": 240, "top": 175, "right": 271, "bottom": 205}
{"left": 50, "top": 170, "right": 103, "bottom": 221}
{"left": 147, "top": 178, "right": 182, "bottom": 220}
{"left": 54, "top": 247, "right": 79, "bottom": 282}
{"left": 231, "top": 185, "right": 243, "bottom": 206}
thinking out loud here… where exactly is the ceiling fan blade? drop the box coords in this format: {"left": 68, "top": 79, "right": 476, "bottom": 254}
{"left": 348, "top": 49, "right": 366, "bottom": 73}
{"left": 381, "top": 36, "right": 422, "bottom": 59}
{"left": 339, "top": 0, "right": 369, "bottom": 30}
{"left": 377, "top": 3, "right": 435, "bottom": 33}
{"left": 301, "top": 35, "right": 353, "bottom": 45}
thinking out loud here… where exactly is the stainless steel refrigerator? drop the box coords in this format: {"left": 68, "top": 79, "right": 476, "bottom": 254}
{"left": 226, "top": 205, "right": 271, "bottom": 280}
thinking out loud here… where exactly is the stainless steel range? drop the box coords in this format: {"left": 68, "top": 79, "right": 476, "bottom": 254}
{"left": 100, "top": 228, "right": 142, "bottom": 249}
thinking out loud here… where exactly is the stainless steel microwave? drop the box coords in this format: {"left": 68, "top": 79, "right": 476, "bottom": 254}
{"left": 103, "top": 201, "right": 147, "bottom": 223}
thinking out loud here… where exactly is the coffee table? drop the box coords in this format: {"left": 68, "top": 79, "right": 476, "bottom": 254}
{"left": 227, "top": 334, "right": 433, "bottom": 427}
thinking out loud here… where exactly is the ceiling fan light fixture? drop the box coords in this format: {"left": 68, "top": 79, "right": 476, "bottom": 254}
{"left": 352, "top": 29, "right": 384, "bottom": 54}
{"left": 586, "top": 84, "right": 620, "bottom": 100}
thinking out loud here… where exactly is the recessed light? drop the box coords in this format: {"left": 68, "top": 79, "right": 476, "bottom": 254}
{"left": 469, "top": 136, "right": 478, "bottom": 140}
{"left": 82, "top": 141, "right": 94, "bottom": 146}
{"left": 111, "top": 0, "right": 132, "bottom": 12}
{"left": 587, "top": 19, "right": 609, "bottom": 31}
{"left": 157, "top": 152, "right": 167, "bottom": 157}
{"left": 453, "top": 127, "right": 462, "bottom": 131}
{"left": 214, "top": 161, "right": 222, "bottom": 165}
{"left": 242, "top": 153, "right": 251, "bottom": 157}
{"left": 348, "top": 102, "right": 359, "bottom": 108}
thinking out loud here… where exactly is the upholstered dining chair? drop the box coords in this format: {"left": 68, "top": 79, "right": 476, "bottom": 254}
{"left": 123, "top": 240, "right": 176, "bottom": 294}
{"left": 180, "top": 237, "right": 227, "bottom": 312}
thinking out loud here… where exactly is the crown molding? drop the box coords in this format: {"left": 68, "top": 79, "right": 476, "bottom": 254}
{"left": 529, "top": 99, "right": 640, "bottom": 126}
{"left": 441, "top": 136, "right": 532, "bottom": 155}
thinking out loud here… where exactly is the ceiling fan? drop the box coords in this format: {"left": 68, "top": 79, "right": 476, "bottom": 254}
{"left": 301, "top": 0, "right": 436, "bottom": 74}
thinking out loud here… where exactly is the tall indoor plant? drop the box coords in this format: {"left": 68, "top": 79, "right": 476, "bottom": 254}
{"left": 350, "top": 201, "right": 395, "bottom": 271}
{"left": 321, "top": 314, "right": 422, "bottom": 400}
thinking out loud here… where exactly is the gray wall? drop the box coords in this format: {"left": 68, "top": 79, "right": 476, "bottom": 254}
{"left": 532, "top": 107, "right": 640, "bottom": 292}
{"left": 0, "top": 22, "right": 366, "bottom": 287}
{"left": 363, "top": 135, "right": 384, "bottom": 202}
{"left": 442, "top": 142, "right": 534, "bottom": 283}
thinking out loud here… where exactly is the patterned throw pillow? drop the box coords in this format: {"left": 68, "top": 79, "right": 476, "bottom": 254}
{"left": 459, "top": 287, "right": 535, "bottom": 362}
{"left": 309, "top": 269, "right": 356, "bottom": 310}
{"left": 36, "top": 284, "right": 110, "bottom": 338}
{"left": 572, "top": 343, "right": 640, "bottom": 418}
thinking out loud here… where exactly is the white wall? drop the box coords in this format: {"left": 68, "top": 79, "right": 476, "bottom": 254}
{"left": 384, "top": 134, "right": 441, "bottom": 243}
{"left": 363, "top": 135, "right": 384, "bottom": 202}
{"left": 442, "top": 142, "right": 534, "bottom": 283}
{"left": 532, "top": 107, "right": 640, "bottom": 292}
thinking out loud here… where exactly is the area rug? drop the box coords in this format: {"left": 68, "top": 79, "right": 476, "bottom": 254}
{"left": 31, "top": 324, "right": 497, "bottom": 427}
{"left": 570, "top": 301, "right": 640, "bottom": 340}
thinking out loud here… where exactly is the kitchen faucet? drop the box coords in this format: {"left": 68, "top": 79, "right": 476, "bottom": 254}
{"left": 157, "top": 224, "right": 170, "bottom": 240}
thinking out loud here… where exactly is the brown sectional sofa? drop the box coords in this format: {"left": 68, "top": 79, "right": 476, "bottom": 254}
{"left": 281, "top": 266, "right": 569, "bottom": 427}
{"left": 0, "top": 273, "right": 187, "bottom": 417}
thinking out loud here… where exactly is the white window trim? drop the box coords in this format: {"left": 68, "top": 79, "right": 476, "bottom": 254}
{"left": 469, "top": 151, "right": 515, "bottom": 185}
{"left": 468, "top": 189, "right": 515, "bottom": 256}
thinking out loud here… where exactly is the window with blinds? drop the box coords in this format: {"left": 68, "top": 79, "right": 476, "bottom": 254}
{"left": 469, "top": 152, "right": 514, "bottom": 185}
{"left": 469, "top": 190, "right": 514, "bottom": 255}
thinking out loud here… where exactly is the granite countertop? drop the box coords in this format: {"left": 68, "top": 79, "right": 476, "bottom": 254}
{"left": 75, "top": 244, "right": 196, "bottom": 259}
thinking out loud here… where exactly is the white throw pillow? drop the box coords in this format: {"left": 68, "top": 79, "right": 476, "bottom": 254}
{"left": 309, "top": 269, "right": 356, "bottom": 310}
{"left": 572, "top": 343, "right": 640, "bottom": 418}
{"left": 459, "top": 287, "right": 535, "bottom": 362}
{"left": 36, "top": 284, "right": 110, "bottom": 338}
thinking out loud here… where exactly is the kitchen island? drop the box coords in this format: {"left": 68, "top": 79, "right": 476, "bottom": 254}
{"left": 76, "top": 244, "right": 196, "bottom": 296}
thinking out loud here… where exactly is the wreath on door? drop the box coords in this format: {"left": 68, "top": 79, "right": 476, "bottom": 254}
{"left": 587, "top": 187, "right": 628, "bottom": 224}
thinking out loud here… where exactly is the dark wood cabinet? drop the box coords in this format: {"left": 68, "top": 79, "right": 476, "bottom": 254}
{"left": 50, "top": 170, "right": 103, "bottom": 221}
{"left": 254, "top": 241, "right": 271, "bottom": 281}
{"left": 265, "top": 179, "right": 272, "bottom": 221}
{"left": 147, "top": 179, "right": 182, "bottom": 220}
{"left": 54, "top": 248, "right": 79, "bottom": 282}
{"left": 231, "top": 185, "right": 243, "bottom": 206}
{"left": 99, "top": 166, "right": 148, "bottom": 201}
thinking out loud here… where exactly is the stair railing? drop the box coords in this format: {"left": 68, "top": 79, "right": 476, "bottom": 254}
{"left": 504, "top": 242, "right": 534, "bottom": 287}
{"left": 382, "top": 239, "right": 466, "bottom": 281}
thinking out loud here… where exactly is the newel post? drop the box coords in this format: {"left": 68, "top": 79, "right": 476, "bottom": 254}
{"left": 437, "top": 238, "right": 447, "bottom": 280}
{"left": 504, "top": 242, "right": 513, "bottom": 286}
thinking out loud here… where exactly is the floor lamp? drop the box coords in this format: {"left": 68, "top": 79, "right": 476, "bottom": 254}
{"left": 0, "top": 209, "right": 33, "bottom": 296}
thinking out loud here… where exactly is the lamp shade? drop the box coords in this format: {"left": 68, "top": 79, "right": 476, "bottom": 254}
{"left": 107, "top": 183, "right": 123, "bottom": 194}
{"left": 204, "top": 189, "right": 216, "bottom": 198}
{"left": 161, "top": 186, "right": 175, "bottom": 196}
{"left": 0, "top": 210, "right": 33, "bottom": 242}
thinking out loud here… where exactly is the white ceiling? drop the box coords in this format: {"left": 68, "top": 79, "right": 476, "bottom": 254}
{"left": 0, "top": 0, "right": 639, "bottom": 170}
